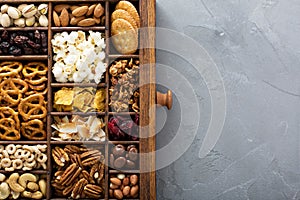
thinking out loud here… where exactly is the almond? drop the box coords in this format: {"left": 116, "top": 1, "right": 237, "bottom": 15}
{"left": 86, "top": 4, "right": 96, "bottom": 16}
{"left": 53, "top": 10, "right": 60, "bottom": 26}
{"left": 59, "top": 8, "right": 69, "bottom": 27}
{"left": 70, "top": 16, "right": 85, "bottom": 26}
{"left": 72, "top": 6, "right": 88, "bottom": 17}
{"left": 54, "top": 4, "right": 70, "bottom": 13}
{"left": 94, "top": 3, "right": 104, "bottom": 18}
{"left": 77, "top": 18, "right": 95, "bottom": 27}
{"left": 70, "top": 5, "right": 79, "bottom": 12}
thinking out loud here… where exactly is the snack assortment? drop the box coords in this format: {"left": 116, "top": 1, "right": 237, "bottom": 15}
{"left": 51, "top": 115, "right": 106, "bottom": 141}
{"left": 0, "top": 1, "right": 143, "bottom": 199}
{"left": 111, "top": 1, "right": 140, "bottom": 54}
{"left": 0, "top": 144, "right": 47, "bottom": 171}
{"left": 109, "top": 59, "right": 140, "bottom": 112}
{"left": 51, "top": 31, "right": 106, "bottom": 83}
{"left": 53, "top": 87, "right": 105, "bottom": 112}
{"left": 109, "top": 174, "right": 139, "bottom": 199}
{"left": 0, "top": 30, "right": 47, "bottom": 55}
{"left": 0, "top": 173, "right": 46, "bottom": 199}
{"left": 53, "top": 3, "right": 105, "bottom": 27}
{"left": 0, "top": 3, "right": 48, "bottom": 27}
{"left": 51, "top": 145, "right": 105, "bottom": 198}
{"left": 0, "top": 61, "right": 47, "bottom": 141}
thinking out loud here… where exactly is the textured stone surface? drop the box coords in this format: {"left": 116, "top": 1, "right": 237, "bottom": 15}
{"left": 156, "top": 0, "right": 300, "bottom": 199}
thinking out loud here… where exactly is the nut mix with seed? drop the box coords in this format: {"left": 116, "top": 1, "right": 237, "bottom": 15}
{"left": 109, "top": 174, "right": 139, "bottom": 199}
{"left": 51, "top": 145, "right": 105, "bottom": 199}
{"left": 110, "top": 144, "right": 138, "bottom": 169}
{"left": 109, "top": 59, "right": 140, "bottom": 112}
{"left": 0, "top": 172, "right": 46, "bottom": 199}
{"left": 53, "top": 3, "right": 105, "bottom": 27}
{"left": 51, "top": 115, "right": 106, "bottom": 141}
{"left": 0, "top": 3, "right": 48, "bottom": 27}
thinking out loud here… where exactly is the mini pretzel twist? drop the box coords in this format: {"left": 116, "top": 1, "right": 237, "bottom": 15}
{"left": 0, "top": 78, "right": 28, "bottom": 107}
{"left": 0, "top": 62, "right": 23, "bottom": 78}
{"left": 22, "top": 62, "right": 47, "bottom": 78}
{"left": 0, "top": 118, "right": 20, "bottom": 140}
{"left": 18, "top": 94, "right": 47, "bottom": 121}
{"left": 21, "top": 119, "right": 46, "bottom": 140}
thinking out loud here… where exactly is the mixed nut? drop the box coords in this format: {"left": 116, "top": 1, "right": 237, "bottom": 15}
{"left": 53, "top": 3, "right": 105, "bottom": 27}
{"left": 109, "top": 59, "right": 140, "bottom": 112}
{"left": 0, "top": 4, "right": 48, "bottom": 27}
{"left": 110, "top": 174, "right": 139, "bottom": 199}
{"left": 110, "top": 144, "right": 138, "bottom": 169}
{"left": 51, "top": 145, "right": 105, "bottom": 198}
{"left": 0, "top": 144, "right": 47, "bottom": 171}
{"left": 0, "top": 30, "right": 47, "bottom": 55}
{"left": 0, "top": 173, "right": 46, "bottom": 199}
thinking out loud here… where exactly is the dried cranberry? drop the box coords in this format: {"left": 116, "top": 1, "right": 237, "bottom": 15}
{"left": 23, "top": 47, "right": 33, "bottom": 55}
{"left": 41, "top": 32, "right": 47, "bottom": 47}
{"left": 0, "top": 42, "right": 10, "bottom": 54}
{"left": 14, "top": 36, "right": 29, "bottom": 45}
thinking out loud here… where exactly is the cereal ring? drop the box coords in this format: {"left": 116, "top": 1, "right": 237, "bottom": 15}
{"left": 14, "top": 149, "right": 23, "bottom": 159}
{"left": 22, "top": 166, "right": 32, "bottom": 171}
{"left": 22, "top": 145, "right": 33, "bottom": 153}
{"left": 5, "top": 144, "right": 16, "bottom": 154}
{"left": 24, "top": 160, "right": 36, "bottom": 168}
{"left": 27, "top": 154, "right": 35, "bottom": 162}
{"left": 2, "top": 150, "right": 9, "bottom": 158}
{"left": 12, "top": 159, "right": 23, "bottom": 170}
{"left": 22, "top": 150, "right": 31, "bottom": 158}
{"left": 5, "top": 167, "right": 14, "bottom": 172}
{"left": 37, "top": 145, "right": 47, "bottom": 152}
{"left": 16, "top": 145, "right": 22, "bottom": 149}
{"left": 37, "top": 153, "right": 47, "bottom": 163}
{"left": 0, "top": 145, "right": 4, "bottom": 152}
{"left": 1, "top": 158, "right": 11, "bottom": 168}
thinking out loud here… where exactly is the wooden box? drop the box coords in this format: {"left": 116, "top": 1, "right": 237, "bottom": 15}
{"left": 0, "top": 0, "right": 157, "bottom": 199}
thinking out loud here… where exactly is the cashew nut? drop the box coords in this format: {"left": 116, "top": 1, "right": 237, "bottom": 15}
{"left": 38, "top": 179, "right": 46, "bottom": 196}
{"left": 7, "top": 173, "right": 25, "bottom": 192}
{"left": 22, "top": 191, "right": 43, "bottom": 199}
{"left": 0, "top": 173, "right": 6, "bottom": 182}
{"left": 27, "top": 182, "right": 39, "bottom": 192}
{"left": 0, "top": 182, "right": 10, "bottom": 199}
{"left": 18, "top": 173, "right": 37, "bottom": 188}
{"left": 11, "top": 190, "right": 20, "bottom": 199}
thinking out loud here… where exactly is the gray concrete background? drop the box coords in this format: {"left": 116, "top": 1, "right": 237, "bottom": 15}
{"left": 155, "top": 0, "right": 300, "bottom": 199}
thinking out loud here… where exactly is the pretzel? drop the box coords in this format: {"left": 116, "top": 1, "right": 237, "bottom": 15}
{"left": 21, "top": 119, "right": 46, "bottom": 140}
{"left": 0, "top": 107, "right": 20, "bottom": 129}
{"left": 0, "top": 118, "right": 20, "bottom": 140}
{"left": 0, "top": 78, "right": 28, "bottom": 106}
{"left": 0, "top": 62, "right": 23, "bottom": 77}
{"left": 18, "top": 94, "right": 47, "bottom": 121}
{"left": 25, "top": 88, "right": 48, "bottom": 97}
{"left": 22, "top": 62, "right": 47, "bottom": 78}
{"left": 26, "top": 75, "right": 47, "bottom": 86}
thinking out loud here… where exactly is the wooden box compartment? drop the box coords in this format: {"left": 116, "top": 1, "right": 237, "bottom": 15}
{"left": 0, "top": 0, "right": 156, "bottom": 199}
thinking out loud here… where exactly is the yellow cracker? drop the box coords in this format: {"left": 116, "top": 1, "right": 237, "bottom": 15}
{"left": 111, "top": 19, "right": 138, "bottom": 54}
{"left": 112, "top": 9, "right": 138, "bottom": 30}
{"left": 115, "top": 1, "right": 140, "bottom": 28}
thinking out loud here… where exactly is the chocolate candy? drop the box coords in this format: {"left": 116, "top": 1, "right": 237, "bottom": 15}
{"left": 110, "top": 144, "right": 138, "bottom": 169}
{"left": 114, "top": 157, "right": 126, "bottom": 168}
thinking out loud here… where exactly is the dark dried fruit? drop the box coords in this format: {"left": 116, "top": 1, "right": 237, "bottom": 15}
{"left": 9, "top": 46, "right": 21, "bottom": 55}
{"left": 14, "top": 36, "right": 29, "bottom": 45}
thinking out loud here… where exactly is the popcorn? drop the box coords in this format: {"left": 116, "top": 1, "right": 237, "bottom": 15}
{"left": 51, "top": 31, "right": 106, "bottom": 83}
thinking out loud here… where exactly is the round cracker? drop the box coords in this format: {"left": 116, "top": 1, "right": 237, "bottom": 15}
{"left": 111, "top": 19, "right": 138, "bottom": 54}
{"left": 112, "top": 9, "right": 138, "bottom": 30}
{"left": 115, "top": 1, "right": 140, "bottom": 28}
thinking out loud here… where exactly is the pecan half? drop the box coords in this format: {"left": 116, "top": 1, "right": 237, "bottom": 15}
{"left": 80, "top": 149, "right": 101, "bottom": 159}
{"left": 84, "top": 184, "right": 103, "bottom": 198}
{"left": 52, "top": 146, "right": 69, "bottom": 166}
{"left": 71, "top": 178, "right": 88, "bottom": 199}
{"left": 60, "top": 163, "right": 77, "bottom": 185}
{"left": 81, "top": 170, "right": 95, "bottom": 184}
{"left": 82, "top": 156, "right": 101, "bottom": 166}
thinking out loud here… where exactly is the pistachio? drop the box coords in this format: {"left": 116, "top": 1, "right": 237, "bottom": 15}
{"left": 7, "top": 7, "right": 21, "bottom": 19}
{"left": 25, "top": 16, "right": 35, "bottom": 26}
{"left": 17, "top": 4, "right": 28, "bottom": 12}
{"left": 33, "top": 22, "right": 39, "bottom": 27}
{"left": 1, "top": 4, "right": 8, "bottom": 14}
{"left": 0, "top": 13, "right": 10, "bottom": 27}
{"left": 14, "top": 18, "right": 25, "bottom": 27}
{"left": 22, "top": 4, "right": 37, "bottom": 18}
{"left": 38, "top": 15, "right": 48, "bottom": 27}
{"left": 38, "top": 4, "right": 48, "bottom": 15}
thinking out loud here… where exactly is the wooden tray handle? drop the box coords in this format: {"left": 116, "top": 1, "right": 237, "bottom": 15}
{"left": 156, "top": 90, "right": 173, "bottom": 110}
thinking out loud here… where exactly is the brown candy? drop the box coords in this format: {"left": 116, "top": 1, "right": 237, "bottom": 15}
{"left": 114, "top": 157, "right": 126, "bottom": 169}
